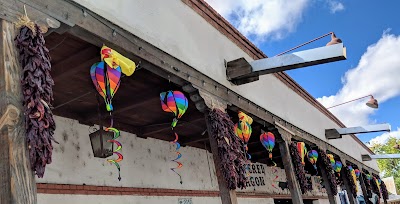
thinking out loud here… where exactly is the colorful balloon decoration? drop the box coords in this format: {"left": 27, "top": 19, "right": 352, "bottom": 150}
{"left": 374, "top": 177, "right": 381, "bottom": 193}
{"left": 234, "top": 111, "right": 253, "bottom": 159}
{"left": 101, "top": 45, "right": 136, "bottom": 76}
{"left": 333, "top": 161, "right": 343, "bottom": 176}
{"left": 90, "top": 46, "right": 136, "bottom": 181}
{"left": 260, "top": 132, "right": 276, "bottom": 166}
{"left": 366, "top": 174, "right": 372, "bottom": 181}
{"left": 354, "top": 169, "right": 361, "bottom": 179}
{"left": 307, "top": 150, "right": 319, "bottom": 172}
{"left": 297, "top": 142, "right": 307, "bottom": 166}
{"left": 160, "top": 90, "right": 188, "bottom": 184}
{"left": 327, "top": 154, "right": 335, "bottom": 167}
{"left": 348, "top": 166, "right": 358, "bottom": 193}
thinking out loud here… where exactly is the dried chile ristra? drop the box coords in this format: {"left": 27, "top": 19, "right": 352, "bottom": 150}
{"left": 345, "top": 165, "right": 357, "bottom": 198}
{"left": 15, "top": 25, "right": 56, "bottom": 177}
{"left": 289, "top": 142, "right": 308, "bottom": 193}
{"left": 373, "top": 174, "right": 388, "bottom": 201}
{"left": 318, "top": 149, "right": 338, "bottom": 195}
{"left": 208, "top": 109, "right": 247, "bottom": 189}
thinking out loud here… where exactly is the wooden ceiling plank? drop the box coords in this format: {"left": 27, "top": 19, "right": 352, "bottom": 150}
{"left": 141, "top": 117, "right": 204, "bottom": 137}
{"left": 52, "top": 46, "right": 99, "bottom": 82}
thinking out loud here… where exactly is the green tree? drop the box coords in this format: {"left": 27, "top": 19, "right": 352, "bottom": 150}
{"left": 370, "top": 137, "right": 400, "bottom": 194}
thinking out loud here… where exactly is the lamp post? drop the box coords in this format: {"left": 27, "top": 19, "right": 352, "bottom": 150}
{"left": 327, "top": 95, "right": 378, "bottom": 109}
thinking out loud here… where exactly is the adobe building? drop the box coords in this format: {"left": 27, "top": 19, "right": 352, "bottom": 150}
{"left": 0, "top": 0, "right": 383, "bottom": 204}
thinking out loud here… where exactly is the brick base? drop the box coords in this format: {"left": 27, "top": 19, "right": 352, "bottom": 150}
{"left": 37, "top": 183, "right": 327, "bottom": 200}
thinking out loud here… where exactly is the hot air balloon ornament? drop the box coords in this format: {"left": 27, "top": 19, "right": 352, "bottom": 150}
{"left": 348, "top": 166, "right": 358, "bottom": 193}
{"left": 297, "top": 142, "right": 307, "bottom": 166}
{"left": 260, "top": 132, "right": 276, "bottom": 166}
{"left": 354, "top": 169, "right": 361, "bottom": 179}
{"left": 90, "top": 46, "right": 137, "bottom": 181}
{"left": 327, "top": 154, "right": 335, "bottom": 167}
{"left": 234, "top": 111, "right": 253, "bottom": 159}
{"left": 333, "top": 161, "right": 342, "bottom": 176}
{"left": 160, "top": 90, "right": 188, "bottom": 184}
{"left": 307, "top": 150, "right": 318, "bottom": 173}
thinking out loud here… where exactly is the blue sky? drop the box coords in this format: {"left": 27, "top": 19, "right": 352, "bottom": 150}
{"left": 205, "top": 0, "right": 400, "bottom": 144}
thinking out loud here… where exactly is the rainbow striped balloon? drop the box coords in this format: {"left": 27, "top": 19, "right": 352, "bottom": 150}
{"left": 260, "top": 132, "right": 275, "bottom": 160}
{"left": 297, "top": 142, "right": 307, "bottom": 166}
{"left": 160, "top": 91, "right": 188, "bottom": 128}
{"left": 354, "top": 169, "right": 361, "bottom": 179}
{"left": 234, "top": 111, "right": 253, "bottom": 145}
{"left": 334, "top": 161, "right": 342, "bottom": 174}
{"left": 327, "top": 154, "right": 335, "bottom": 167}
{"left": 307, "top": 150, "right": 318, "bottom": 171}
{"left": 90, "top": 62, "right": 122, "bottom": 112}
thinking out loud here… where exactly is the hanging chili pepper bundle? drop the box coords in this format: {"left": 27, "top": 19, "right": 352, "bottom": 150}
{"left": 318, "top": 149, "right": 338, "bottom": 195}
{"left": 208, "top": 109, "right": 247, "bottom": 189}
{"left": 345, "top": 165, "right": 357, "bottom": 198}
{"left": 289, "top": 142, "right": 308, "bottom": 193}
{"left": 15, "top": 16, "right": 56, "bottom": 177}
{"left": 375, "top": 174, "right": 389, "bottom": 201}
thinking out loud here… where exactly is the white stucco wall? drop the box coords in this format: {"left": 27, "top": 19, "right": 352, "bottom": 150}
{"left": 38, "top": 194, "right": 276, "bottom": 204}
{"left": 38, "top": 194, "right": 222, "bottom": 204}
{"left": 37, "top": 116, "right": 328, "bottom": 203}
{"left": 38, "top": 116, "right": 218, "bottom": 190}
{"left": 70, "top": 0, "right": 378, "bottom": 170}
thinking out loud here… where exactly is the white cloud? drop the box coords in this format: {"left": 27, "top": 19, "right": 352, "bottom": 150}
{"left": 317, "top": 32, "right": 400, "bottom": 126}
{"left": 204, "top": 0, "right": 345, "bottom": 41}
{"left": 205, "top": 0, "right": 309, "bottom": 40}
{"left": 369, "top": 128, "right": 400, "bottom": 145}
{"left": 327, "top": 0, "right": 345, "bottom": 13}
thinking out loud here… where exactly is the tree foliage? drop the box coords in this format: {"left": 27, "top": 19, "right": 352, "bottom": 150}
{"left": 370, "top": 137, "right": 400, "bottom": 194}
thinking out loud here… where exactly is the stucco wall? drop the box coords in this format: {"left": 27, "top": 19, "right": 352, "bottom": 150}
{"left": 38, "top": 194, "right": 276, "bottom": 204}
{"left": 70, "top": 0, "right": 377, "bottom": 170}
{"left": 38, "top": 194, "right": 222, "bottom": 204}
{"left": 37, "top": 116, "right": 328, "bottom": 203}
{"left": 38, "top": 116, "right": 218, "bottom": 190}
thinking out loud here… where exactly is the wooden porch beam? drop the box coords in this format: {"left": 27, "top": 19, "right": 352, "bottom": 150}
{"left": 277, "top": 139, "right": 304, "bottom": 204}
{"left": 0, "top": 19, "right": 37, "bottom": 204}
{"left": 83, "top": 91, "right": 159, "bottom": 123}
{"left": 51, "top": 46, "right": 99, "bottom": 82}
{"left": 276, "top": 127, "right": 303, "bottom": 204}
{"left": 317, "top": 159, "right": 337, "bottom": 204}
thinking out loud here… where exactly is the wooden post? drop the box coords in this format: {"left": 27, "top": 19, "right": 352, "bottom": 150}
{"left": 0, "top": 20, "right": 37, "bottom": 204}
{"left": 340, "top": 160, "right": 357, "bottom": 204}
{"left": 276, "top": 128, "right": 303, "bottom": 204}
{"left": 204, "top": 110, "right": 238, "bottom": 204}
{"left": 317, "top": 161, "right": 337, "bottom": 204}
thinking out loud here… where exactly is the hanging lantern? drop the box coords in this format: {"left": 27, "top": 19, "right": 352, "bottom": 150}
{"left": 89, "top": 128, "right": 114, "bottom": 158}
{"left": 260, "top": 132, "right": 275, "bottom": 165}
{"left": 307, "top": 150, "right": 318, "bottom": 172}
{"left": 354, "top": 169, "right": 361, "bottom": 179}
{"left": 297, "top": 142, "right": 307, "bottom": 165}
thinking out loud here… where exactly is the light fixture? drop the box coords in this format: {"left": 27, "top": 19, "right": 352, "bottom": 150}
{"left": 366, "top": 96, "right": 378, "bottom": 108}
{"left": 89, "top": 126, "right": 114, "bottom": 158}
{"left": 226, "top": 32, "right": 346, "bottom": 85}
{"left": 326, "top": 32, "right": 343, "bottom": 46}
{"left": 327, "top": 94, "right": 378, "bottom": 109}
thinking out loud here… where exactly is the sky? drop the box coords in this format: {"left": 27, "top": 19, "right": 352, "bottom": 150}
{"left": 204, "top": 0, "right": 400, "bottom": 145}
